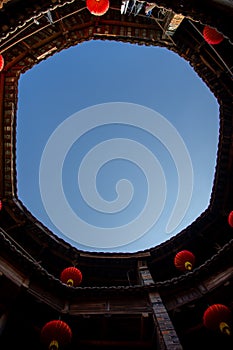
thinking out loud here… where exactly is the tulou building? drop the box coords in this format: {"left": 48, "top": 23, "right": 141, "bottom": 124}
{"left": 0, "top": 0, "right": 232, "bottom": 349}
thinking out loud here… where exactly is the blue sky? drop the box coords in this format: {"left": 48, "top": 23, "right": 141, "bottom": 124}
{"left": 17, "top": 40, "right": 219, "bottom": 252}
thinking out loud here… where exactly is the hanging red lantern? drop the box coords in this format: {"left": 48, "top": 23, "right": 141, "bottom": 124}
{"left": 60, "top": 266, "right": 82, "bottom": 287}
{"left": 203, "top": 26, "right": 224, "bottom": 45}
{"left": 227, "top": 211, "right": 233, "bottom": 228}
{"left": 0, "top": 54, "right": 4, "bottom": 72}
{"left": 86, "top": 0, "right": 109, "bottom": 16}
{"left": 203, "top": 304, "right": 231, "bottom": 335}
{"left": 174, "top": 250, "right": 195, "bottom": 272}
{"left": 41, "top": 320, "right": 72, "bottom": 350}
{"left": 0, "top": 200, "right": 2, "bottom": 211}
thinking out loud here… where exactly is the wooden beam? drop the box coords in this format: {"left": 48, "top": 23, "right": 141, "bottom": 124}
{"left": 165, "top": 266, "right": 233, "bottom": 311}
{"left": 78, "top": 339, "right": 152, "bottom": 347}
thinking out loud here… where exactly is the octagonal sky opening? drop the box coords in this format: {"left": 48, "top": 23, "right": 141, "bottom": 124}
{"left": 16, "top": 40, "right": 219, "bottom": 253}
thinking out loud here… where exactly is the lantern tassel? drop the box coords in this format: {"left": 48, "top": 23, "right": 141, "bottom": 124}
{"left": 184, "top": 261, "right": 192, "bottom": 271}
{"left": 67, "top": 278, "right": 74, "bottom": 286}
{"left": 49, "top": 340, "right": 59, "bottom": 350}
{"left": 220, "top": 322, "right": 231, "bottom": 336}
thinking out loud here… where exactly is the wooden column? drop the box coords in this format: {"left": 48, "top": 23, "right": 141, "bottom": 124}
{"left": 138, "top": 261, "right": 183, "bottom": 350}
{"left": 0, "top": 72, "right": 5, "bottom": 197}
{"left": 0, "top": 312, "right": 8, "bottom": 336}
{"left": 1, "top": 69, "right": 20, "bottom": 199}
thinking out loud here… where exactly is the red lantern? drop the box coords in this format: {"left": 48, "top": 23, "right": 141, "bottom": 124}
{"left": 174, "top": 250, "right": 195, "bottom": 272}
{"left": 0, "top": 200, "right": 2, "bottom": 211}
{"left": 228, "top": 211, "right": 233, "bottom": 228}
{"left": 86, "top": 0, "right": 109, "bottom": 16}
{"left": 60, "top": 267, "right": 82, "bottom": 287}
{"left": 0, "top": 54, "right": 4, "bottom": 72}
{"left": 41, "top": 320, "right": 72, "bottom": 349}
{"left": 203, "top": 304, "right": 231, "bottom": 335}
{"left": 203, "top": 26, "right": 224, "bottom": 45}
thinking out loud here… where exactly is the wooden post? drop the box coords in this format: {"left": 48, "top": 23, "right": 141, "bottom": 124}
{"left": 0, "top": 312, "right": 8, "bottom": 336}
{"left": 138, "top": 261, "right": 183, "bottom": 350}
{"left": 0, "top": 72, "right": 5, "bottom": 198}
{"left": 1, "top": 69, "right": 20, "bottom": 199}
